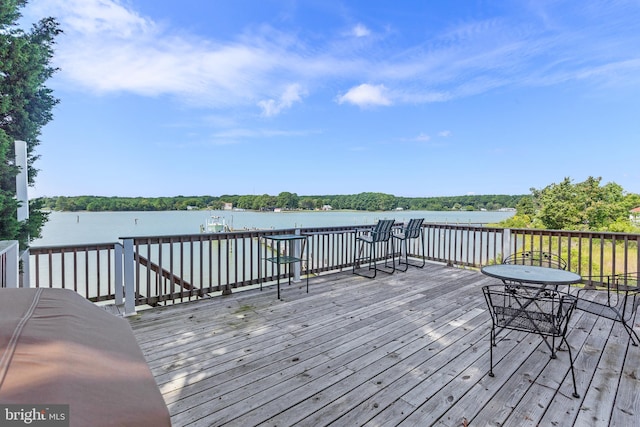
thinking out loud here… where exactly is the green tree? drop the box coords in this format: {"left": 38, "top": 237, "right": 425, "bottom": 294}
{"left": 236, "top": 195, "right": 256, "bottom": 210}
{"left": 536, "top": 177, "right": 629, "bottom": 230}
{"left": 207, "top": 200, "right": 226, "bottom": 210}
{"left": 298, "top": 197, "right": 315, "bottom": 210}
{"left": 496, "top": 176, "right": 635, "bottom": 231}
{"left": 254, "top": 194, "right": 276, "bottom": 210}
{"left": 624, "top": 193, "right": 640, "bottom": 221}
{"left": 0, "top": 1, "right": 60, "bottom": 246}
{"left": 276, "top": 191, "right": 299, "bottom": 209}
{"left": 515, "top": 196, "right": 536, "bottom": 216}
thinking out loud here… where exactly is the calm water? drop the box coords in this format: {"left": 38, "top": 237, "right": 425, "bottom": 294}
{"left": 32, "top": 210, "right": 515, "bottom": 246}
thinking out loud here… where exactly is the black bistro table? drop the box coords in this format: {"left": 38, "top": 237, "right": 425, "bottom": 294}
{"left": 260, "top": 234, "right": 308, "bottom": 299}
{"left": 481, "top": 264, "right": 582, "bottom": 289}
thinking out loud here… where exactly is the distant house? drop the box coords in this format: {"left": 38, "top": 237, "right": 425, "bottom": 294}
{"left": 322, "top": 205, "right": 332, "bottom": 211}
{"left": 630, "top": 207, "right": 640, "bottom": 224}
{"left": 223, "top": 203, "right": 233, "bottom": 210}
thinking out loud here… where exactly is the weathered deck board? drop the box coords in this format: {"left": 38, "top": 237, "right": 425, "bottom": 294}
{"left": 128, "top": 263, "right": 640, "bottom": 426}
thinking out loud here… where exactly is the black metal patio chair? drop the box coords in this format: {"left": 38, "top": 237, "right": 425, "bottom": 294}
{"left": 393, "top": 218, "right": 425, "bottom": 271}
{"left": 353, "top": 219, "right": 395, "bottom": 278}
{"left": 503, "top": 250, "right": 568, "bottom": 270}
{"left": 501, "top": 250, "right": 568, "bottom": 291}
{"left": 575, "top": 273, "right": 640, "bottom": 346}
{"left": 483, "top": 284, "right": 580, "bottom": 398}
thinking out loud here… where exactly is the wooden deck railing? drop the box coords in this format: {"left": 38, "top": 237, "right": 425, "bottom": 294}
{"left": 505, "top": 228, "right": 640, "bottom": 284}
{"left": 5, "top": 223, "right": 639, "bottom": 316}
{"left": 29, "top": 242, "right": 123, "bottom": 303}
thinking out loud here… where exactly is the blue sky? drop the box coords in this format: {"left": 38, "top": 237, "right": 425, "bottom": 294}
{"left": 21, "top": 0, "right": 640, "bottom": 198}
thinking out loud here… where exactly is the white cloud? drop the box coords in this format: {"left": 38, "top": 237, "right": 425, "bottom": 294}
{"left": 205, "top": 126, "right": 316, "bottom": 146}
{"left": 414, "top": 133, "right": 431, "bottom": 142}
{"left": 351, "top": 24, "right": 371, "bottom": 38}
{"left": 258, "top": 84, "right": 307, "bottom": 117}
{"left": 337, "top": 84, "right": 392, "bottom": 107}
{"left": 25, "top": 0, "right": 152, "bottom": 37}
{"left": 28, "top": 0, "right": 294, "bottom": 106}
{"left": 438, "top": 130, "right": 452, "bottom": 137}
{"left": 212, "top": 128, "right": 309, "bottom": 139}
{"left": 23, "top": 0, "right": 640, "bottom": 109}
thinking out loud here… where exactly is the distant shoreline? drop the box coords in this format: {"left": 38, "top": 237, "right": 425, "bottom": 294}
{"left": 37, "top": 194, "right": 524, "bottom": 214}
{"left": 42, "top": 207, "right": 517, "bottom": 214}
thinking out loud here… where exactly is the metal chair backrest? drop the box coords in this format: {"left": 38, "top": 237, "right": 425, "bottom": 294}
{"left": 503, "top": 251, "right": 567, "bottom": 270}
{"left": 607, "top": 273, "right": 640, "bottom": 320}
{"left": 483, "top": 285, "right": 576, "bottom": 338}
{"left": 576, "top": 272, "right": 640, "bottom": 345}
{"left": 371, "top": 219, "right": 395, "bottom": 243}
{"left": 403, "top": 218, "right": 424, "bottom": 239}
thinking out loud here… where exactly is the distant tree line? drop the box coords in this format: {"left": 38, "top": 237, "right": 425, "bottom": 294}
{"left": 39, "top": 192, "right": 524, "bottom": 212}
{"left": 35, "top": 177, "right": 640, "bottom": 232}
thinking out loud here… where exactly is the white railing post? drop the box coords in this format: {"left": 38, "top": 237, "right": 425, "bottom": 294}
{"left": 114, "top": 243, "right": 124, "bottom": 305}
{"left": 19, "top": 249, "right": 30, "bottom": 287}
{"left": 15, "top": 140, "right": 30, "bottom": 286}
{"left": 15, "top": 141, "right": 29, "bottom": 224}
{"left": 503, "top": 228, "right": 512, "bottom": 262}
{"left": 123, "top": 238, "right": 136, "bottom": 316}
{"left": 1, "top": 241, "right": 19, "bottom": 288}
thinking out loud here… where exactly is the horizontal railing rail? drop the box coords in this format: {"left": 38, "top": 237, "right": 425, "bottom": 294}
{"left": 13, "top": 223, "right": 640, "bottom": 315}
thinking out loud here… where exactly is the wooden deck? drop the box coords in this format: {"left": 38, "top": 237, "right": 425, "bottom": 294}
{"left": 129, "top": 262, "right": 640, "bottom": 426}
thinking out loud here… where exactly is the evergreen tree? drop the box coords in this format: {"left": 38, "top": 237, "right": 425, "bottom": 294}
{"left": 0, "top": 1, "right": 60, "bottom": 246}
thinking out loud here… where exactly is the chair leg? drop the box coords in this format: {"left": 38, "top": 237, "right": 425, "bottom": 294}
{"left": 367, "top": 242, "right": 378, "bottom": 278}
{"left": 386, "top": 239, "right": 396, "bottom": 273}
{"left": 396, "top": 238, "right": 409, "bottom": 272}
{"left": 353, "top": 240, "right": 373, "bottom": 278}
{"left": 562, "top": 336, "right": 580, "bottom": 398}
{"left": 354, "top": 239, "right": 396, "bottom": 278}
{"left": 397, "top": 236, "right": 425, "bottom": 269}
{"left": 370, "top": 243, "right": 377, "bottom": 278}
{"left": 488, "top": 327, "right": 495, "bottom": 377}
{"left": 621, "top": 320, "right": 640, "bottom": 346}
{"left": 374, "top": 240, "right": 395, "bottom": 275}
{"left": 353, "top": 241, "right": 378, "bottom": 279}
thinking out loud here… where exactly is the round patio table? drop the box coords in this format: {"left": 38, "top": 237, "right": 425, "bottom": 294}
{"left": 481, "top": 264, "right": 582, "bottom": 287}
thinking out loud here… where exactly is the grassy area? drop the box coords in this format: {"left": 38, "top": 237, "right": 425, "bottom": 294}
{"left": 512, "top": 235, "right": 638, "bottom": 280}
